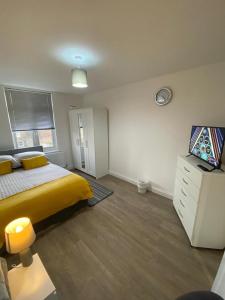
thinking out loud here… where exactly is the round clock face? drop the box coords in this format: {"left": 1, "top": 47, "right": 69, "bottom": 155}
{"left": 155, "top": 87, "right": 173, "bottom": 106}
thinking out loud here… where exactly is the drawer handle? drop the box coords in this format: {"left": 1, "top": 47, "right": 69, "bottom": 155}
{"left": 181, "top": 188, "right": 187, "bottom": 197}
{"left": 180, "top": 199, "right": 185, "bottom": 208}
{"left": 184, "top": 166, "right": 190, "bottom": 173}
{"left": 178, "top": 209, "right": 183, "bottom": 219}
{"left": 182, "top": 178, "right": 188, "bottom": 185}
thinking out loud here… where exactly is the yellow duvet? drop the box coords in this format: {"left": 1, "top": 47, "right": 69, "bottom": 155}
{"left": 0, "top": 173, "right": 92, "bottom": 248}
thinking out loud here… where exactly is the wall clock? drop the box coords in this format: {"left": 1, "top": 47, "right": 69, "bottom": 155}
{"left": 155, "top": 87, "right": 173, "bottom": 106}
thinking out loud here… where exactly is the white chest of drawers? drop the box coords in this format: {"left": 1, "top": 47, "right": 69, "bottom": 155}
{"left": 173, "top": 155, "right": 225, "bottom": 249}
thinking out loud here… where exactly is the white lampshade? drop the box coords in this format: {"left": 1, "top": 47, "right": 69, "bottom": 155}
{"left": 5, "top": 217, "right": 36, "bottom": 254}
{"left": 72, "top": 68, "right": 88, "bottom": 88}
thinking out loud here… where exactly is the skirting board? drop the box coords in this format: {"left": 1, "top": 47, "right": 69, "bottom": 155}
{"left": 109, "top": 170, "right": 173, "bottom": 200}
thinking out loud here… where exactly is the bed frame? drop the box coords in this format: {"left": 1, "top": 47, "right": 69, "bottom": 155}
{"left": 0, "top": 146, "right": 43, "bottom": 156}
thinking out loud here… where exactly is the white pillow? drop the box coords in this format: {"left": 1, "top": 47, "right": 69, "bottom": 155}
{"left": 14, "top": 151, "right": 45, "bottom": 162}
{"left": 0, "top": 155, "right": 21, "bottom": 168}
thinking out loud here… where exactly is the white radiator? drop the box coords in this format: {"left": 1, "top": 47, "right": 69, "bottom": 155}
{"left": 46, "top": 151, "right": 66, "bottom": 168}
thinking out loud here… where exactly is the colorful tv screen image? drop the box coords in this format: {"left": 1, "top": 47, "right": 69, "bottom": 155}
{"left": 189, "top": 126, "right": 225, "bottom": 167}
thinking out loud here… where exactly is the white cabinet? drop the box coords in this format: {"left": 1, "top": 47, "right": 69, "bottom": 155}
{"left": 69, "top": 107, "right": 108, "bottom": 178}
{"left": 212, "top": 251, "right": 225, "bottom": 298}
{"left": 173, "top": 155, "right": 225, "bottom": 249}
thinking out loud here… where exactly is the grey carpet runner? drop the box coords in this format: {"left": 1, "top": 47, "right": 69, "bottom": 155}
{"left": 76, "top": 171, "right": 113, "bottom": 206}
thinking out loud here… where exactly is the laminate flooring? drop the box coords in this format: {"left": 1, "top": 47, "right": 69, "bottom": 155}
{"left": 8, "top": 175, "right": 223, "bottom": 300}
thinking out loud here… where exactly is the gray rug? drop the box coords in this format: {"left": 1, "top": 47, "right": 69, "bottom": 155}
{"left": 77, "top": 172, "right": 113, "bottom": 206}
{"left": 88, "top": 180, "right": 113, "bottom": 206}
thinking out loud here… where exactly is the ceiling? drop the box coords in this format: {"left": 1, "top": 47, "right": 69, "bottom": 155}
{"left": 1, "top": 0, "right": 225, "bottom": 94}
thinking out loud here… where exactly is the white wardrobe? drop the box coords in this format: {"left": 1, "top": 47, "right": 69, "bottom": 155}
{"left": 69, "top": 107, "right": 108, "bottom": 179}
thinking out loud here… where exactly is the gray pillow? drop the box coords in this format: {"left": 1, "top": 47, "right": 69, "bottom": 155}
{"left": 0, "top": 258, "right": 10, "bottom": 300}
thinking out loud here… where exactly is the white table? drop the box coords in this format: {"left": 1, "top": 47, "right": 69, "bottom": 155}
{"left": 8, "top": 254, "right": 58, "bottom": 300}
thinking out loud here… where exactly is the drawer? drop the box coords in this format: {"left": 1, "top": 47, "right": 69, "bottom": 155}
{"left": 173, "top": 195, "right": 195, "bottom": 240}
{"left": 175, "top": 169, "right": 201, "bottom": 202}
{"left": 177, "top": 156, "right": 202, "bottom": 188}
{"left": 174, "top": 181, "right": 198, "bottom": 215}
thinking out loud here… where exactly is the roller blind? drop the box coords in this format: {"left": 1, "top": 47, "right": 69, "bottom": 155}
{"left": 5, "top": 89, "right": 55, "bottom": 131}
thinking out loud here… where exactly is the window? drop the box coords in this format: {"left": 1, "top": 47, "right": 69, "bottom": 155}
{"left": 13, "top": 129, "right": 57, "bottom": 151}
{"left": 5, "top": 88, "right": 57, "bottom": 152}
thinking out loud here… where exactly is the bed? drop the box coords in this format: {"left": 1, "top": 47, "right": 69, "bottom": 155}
{"left": 0, "top": 146, "right": 93, "bottom": 248}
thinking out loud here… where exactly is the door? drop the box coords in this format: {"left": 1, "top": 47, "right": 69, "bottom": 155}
{"left": 77, "top": 112, "right": 89, "bottom": 172}
{"left": 69, "top": 109, "right": 90, "bottom": 173}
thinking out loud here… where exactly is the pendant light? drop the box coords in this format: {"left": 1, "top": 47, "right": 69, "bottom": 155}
{"left": 72, "top": 56, "right": 88, "bottom": 88}
{"left": 72, "top": 68, "right": 88, "bottom": 88}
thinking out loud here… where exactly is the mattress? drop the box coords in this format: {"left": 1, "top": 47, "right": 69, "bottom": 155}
{"left": 0, "top": 163, "right": 71, "bottom": 200}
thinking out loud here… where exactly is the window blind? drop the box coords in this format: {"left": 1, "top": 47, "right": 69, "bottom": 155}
{"left": 5, "top": 89, "right": 55, "bottom": 131}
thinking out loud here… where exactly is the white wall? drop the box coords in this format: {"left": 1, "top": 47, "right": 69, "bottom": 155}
{"left": 0, "top": 87, "right": 82, "bottom": 169}
{"left": 1, "top": 62, "right": 225, "bottom": 195}
{"left": 84, "top": 61, "right": 225, "bottom": 198}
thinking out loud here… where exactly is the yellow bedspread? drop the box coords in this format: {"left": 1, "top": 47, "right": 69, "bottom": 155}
{"left": 0, "top": 173, "right": 92, "bottom": 248}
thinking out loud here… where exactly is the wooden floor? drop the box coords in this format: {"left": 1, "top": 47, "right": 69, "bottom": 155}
{"left": 9, "top": 175, "right": 223, "bottom": 300}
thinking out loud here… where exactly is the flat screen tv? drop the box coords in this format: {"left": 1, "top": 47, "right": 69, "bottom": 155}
{"left": 189, "top": 126, "right": 225, "bottom": 169}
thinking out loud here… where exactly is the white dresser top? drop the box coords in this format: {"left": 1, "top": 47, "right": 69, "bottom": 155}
{"left": 179, "top": 155, "right": 225, "bottom": 176}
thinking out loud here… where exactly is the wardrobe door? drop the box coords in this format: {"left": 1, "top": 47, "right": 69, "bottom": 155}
{"left": 85, "top": 109, "right": 95, "bottom": 176}
{"left": 76, "top": 111, "right": 90, "bottom": 173}
{"left": 69, "top": 110, "right": 89, "bottom": 173}
{"left": 69, "top": 110, "right": 80, "bottom": 170}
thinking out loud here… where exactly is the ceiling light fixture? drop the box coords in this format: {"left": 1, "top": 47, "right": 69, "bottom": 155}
{"left": 72, "top": 55, "right": 88, "bottom": 88}
{"left": 72, "top": 68, "right": 88, "bottom": 88}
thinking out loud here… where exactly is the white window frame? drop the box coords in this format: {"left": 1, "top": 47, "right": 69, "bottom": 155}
{"left": 12, "top": 129, "right": 58, "bottom": 152}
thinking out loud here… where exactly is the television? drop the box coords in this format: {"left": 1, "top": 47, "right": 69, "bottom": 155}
{"left": 189, "top": 126, "right": 225, "bottom": 169}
